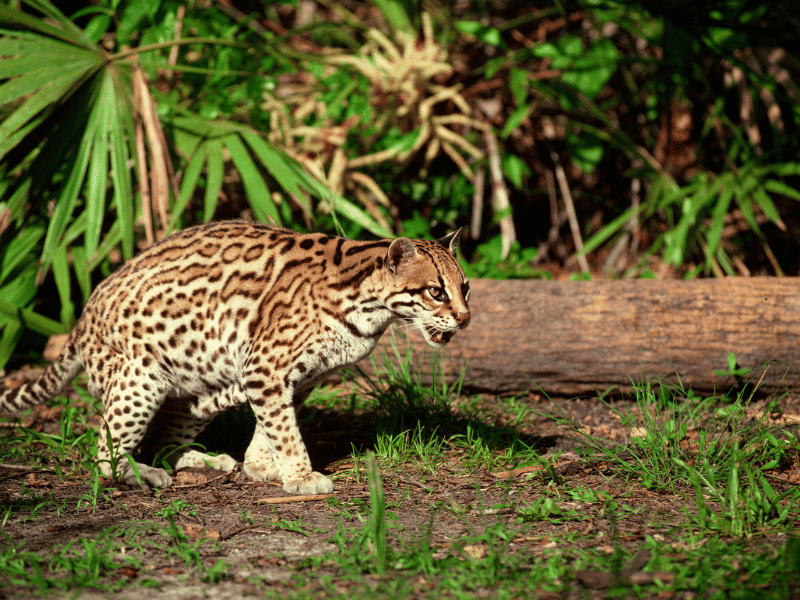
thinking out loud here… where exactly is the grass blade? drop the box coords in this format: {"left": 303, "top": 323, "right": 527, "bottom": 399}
{"left": 0, "top": 225, "right": 44, "bottom": 284}
{"left": 366, "top": 451, "right": 387, "bottom": 574}
{"left": 763, "top": 178, "right": 800, "bottom": 202}
{"left": 705, "top": 185, "right": 734, "bottom": 258}
{"left": 0, "top": 4, "right": 90, "bottom": 47}
{"left": 0, "top": 318, "right": 23, "bottom": 370}
{"left": 580, "top": 204, "right": 645, "bottom": 256}
{"left": 69, "top": 245, "right": 92, "bottom": 305}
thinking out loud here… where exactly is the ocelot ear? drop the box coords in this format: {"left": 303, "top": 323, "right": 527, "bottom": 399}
{"left": 437, "top": 228, "right": 462, "bottom": 255}
{"left": 387, "top": 238, "right": 417, "bottom": 274}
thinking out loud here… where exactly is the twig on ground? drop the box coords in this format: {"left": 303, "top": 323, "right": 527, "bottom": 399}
{"left": 0, "top": 463, "right": 48, "bottom": 471}
{"left": 397, "top": 474, "right": 435, "bottom": 492}
{"left": 472, "top": 506, "right": 515, "bottom": 516}
{"left": 492, "top": 465, "right": 543, "bottom": 479}
{"left": 576, "top": 546, "right": 675, "bottom": 588}
{"left": 0, "top": 463, "right": 57, "bottom": 483}
{"left": 172, "top": 468, "right": 235, "bottom": 490}
{"left": 219, "top": 523, "right": 267, "bottom": 542}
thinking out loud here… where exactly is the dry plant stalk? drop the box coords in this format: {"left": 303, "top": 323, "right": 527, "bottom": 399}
{"left": 165, "top": 4, "right": 185, "bottom": 79}
{"left": 260, "top": 12, "right": 486, "bottom": 220}
{"left": 0, "top": 205, "right": 10, "bottom": 235}
{"left": 132, "top": 63, "right": 178, "bottom": 245}
{"left": 551, "top": 151, "right": 590, "bottom": 273}
{"left": 471, "top": 165, "right": 485, "bottom": 240}
{"left": 133, "top": 74, "right": 154, "bottom": 246}
{"left": 483, "top": 128, "right": 516, "bottom": 258}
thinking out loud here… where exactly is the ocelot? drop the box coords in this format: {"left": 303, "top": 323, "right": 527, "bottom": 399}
{"left": 0, "top": 221, "right": 470, "bottom": 494}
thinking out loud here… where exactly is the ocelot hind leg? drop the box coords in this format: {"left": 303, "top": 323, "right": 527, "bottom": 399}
{"left": 90, "top": 354, "right": 174, "bottom": 488}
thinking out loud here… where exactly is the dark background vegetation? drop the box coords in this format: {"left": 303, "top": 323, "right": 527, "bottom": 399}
{"left": 1, "top": 0, "right": 800, "bottom": 369}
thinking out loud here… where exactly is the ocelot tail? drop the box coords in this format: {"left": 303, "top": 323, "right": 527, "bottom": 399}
{"left": 0, "top": 221, "right": 470, "bottom": 494}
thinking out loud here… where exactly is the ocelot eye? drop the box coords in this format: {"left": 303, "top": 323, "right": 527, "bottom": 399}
{"left": 428, "top": 287, "right": 446, "bottom": 302}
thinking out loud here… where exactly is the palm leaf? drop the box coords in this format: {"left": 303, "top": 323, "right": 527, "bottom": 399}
{"left": 204, "top": 138, "right": 224, "bottom": 223}
{"left": 84, "top": 82, "right": 111, "bottom": 261}
{"left": 170, "top": 145, "right": 208, "bottom": 230}
{"left": 223, "top": 133, "right": 280, "bottom": 225}
{"left": 0, "top": 3, "right": 91, "bottom": 47}
{"left": 0, "top": 224, "right": 44, "bottom": 284}
{"left": 106, "top": 71, "right": 136, "bottom": 261}
{"left": 38, "top": 76, "right": 107, "bottom": 275}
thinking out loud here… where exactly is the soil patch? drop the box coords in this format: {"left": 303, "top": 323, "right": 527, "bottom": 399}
{"left": 1, "top": 391, "right": 798, "bottom": 598}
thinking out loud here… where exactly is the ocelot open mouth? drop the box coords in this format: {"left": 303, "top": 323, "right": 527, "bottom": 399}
{"left": 426, "top": 327, "right": 456, "bottom": 344}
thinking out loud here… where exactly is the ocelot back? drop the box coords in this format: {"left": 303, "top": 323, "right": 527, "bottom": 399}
{"left": 0, "top": 221, "right": 470, "bottom": 494}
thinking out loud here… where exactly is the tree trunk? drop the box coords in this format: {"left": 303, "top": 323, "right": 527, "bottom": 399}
{"left": 359, "top": 278, "right": 800, "bottom": 397}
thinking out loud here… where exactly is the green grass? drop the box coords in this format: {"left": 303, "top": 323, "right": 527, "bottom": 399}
{"left": 527, "top": 375, "right": 800, "bottom": 526}
{"left": 316, "top": 353, "right": 800, "bottom": 597}
{"left": 2, "top": 350, "right": 799, "bottom": 597}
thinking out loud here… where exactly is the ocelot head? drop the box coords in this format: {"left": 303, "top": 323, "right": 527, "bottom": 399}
{"left": 384, "top": 229, "right": 471, "bottom": 348}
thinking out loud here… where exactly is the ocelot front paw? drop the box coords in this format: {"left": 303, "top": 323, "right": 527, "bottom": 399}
{"left": 283, "top": 471, "right": 333, "bottom": 495}
{"left": 243, "top": 457, "right": 280, "bottom": 482}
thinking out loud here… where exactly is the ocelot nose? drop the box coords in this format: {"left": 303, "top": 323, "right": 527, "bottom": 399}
{"left": 454, "top": 311, "right": 470, "bottom": 327}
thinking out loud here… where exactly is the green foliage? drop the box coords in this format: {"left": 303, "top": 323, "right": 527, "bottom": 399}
{"left": 2, "top": 0, "right": 800, "bottom": 369}
{"left": 0, "top": 527, "right": 143, "bottom": 593}
{"left": 517, "top": 496, "right": 582, "bottom": 524}
{"left": 582, "top": 160, "right": 800, "bottom": 275}
{"left": 1, "top": 368, "right": 799, "bottom": 597}
{"left": 359, "top": 333, "right": 465, "bottom": 438}
{"left": 677, "top": 453, "right": 800, "bottom": 536}
{"left": 365, "top": 451, "right": 388, "bottom": 574}
{"left": 468, "top": 0, "right": 800, "bottom": 276}
{"left": 463, "top": 235, "right": 549, "bottom": 279}
{"left": 535, "top": 370, "right": 800, "bottom": 536}
{"left": 0, "top": 0, "right": 390, "bottom": 369}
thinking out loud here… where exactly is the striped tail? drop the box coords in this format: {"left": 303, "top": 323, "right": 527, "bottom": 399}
{"left": 0, "top": 333, "right": 83, "bottom": 415}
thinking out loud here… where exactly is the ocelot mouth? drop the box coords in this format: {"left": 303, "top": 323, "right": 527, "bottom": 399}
{"left": 426, "top": 327, "right": 455, "bottom": 345}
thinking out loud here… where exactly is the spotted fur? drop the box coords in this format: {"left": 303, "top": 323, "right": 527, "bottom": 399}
{"left": 0, "top": 221, "right": 470, "bottom": 493}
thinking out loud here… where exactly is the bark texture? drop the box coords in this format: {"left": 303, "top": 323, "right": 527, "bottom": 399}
{"left": 359, "top": 278, "right": 800, "bottom": 396}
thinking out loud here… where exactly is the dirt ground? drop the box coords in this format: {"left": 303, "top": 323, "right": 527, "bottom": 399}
{"left": 1, "top": 388, "right": 798, "bottom": 599}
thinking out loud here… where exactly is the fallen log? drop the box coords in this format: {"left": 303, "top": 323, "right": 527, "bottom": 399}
{"left": 359, "top": 278, "right": 800, "bottom": 396}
